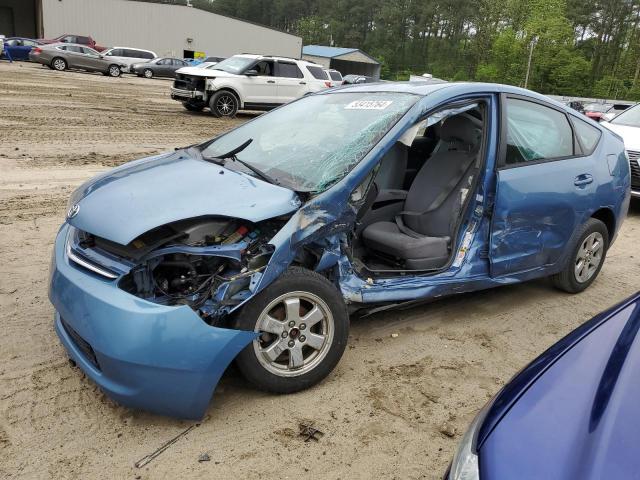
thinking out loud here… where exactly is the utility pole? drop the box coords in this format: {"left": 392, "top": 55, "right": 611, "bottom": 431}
{"left": 524, "top": 36, "right": 538, "bottom": 89}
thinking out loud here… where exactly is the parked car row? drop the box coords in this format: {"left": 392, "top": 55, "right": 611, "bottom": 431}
{"left": 564, "top": 99, "right": 635, "bottom": 123}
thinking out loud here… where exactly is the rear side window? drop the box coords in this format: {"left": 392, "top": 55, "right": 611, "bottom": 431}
{"left": 139, "top": 50, "right": 155, "bottom": 59}
{"left": 66, "top": 45, "right": 83, "bottom": 53}
{"left": 329, "top": 70, "right": 342, "bottom": 81}
{"left": 277, "top": 62, "right": 303, "bottom": 78}
{"left": 505, "top": 98, "right": 574, "bottom": 166}
{"left": 78, "top": 36, "right": 91, "bottom": 44}
{"left": 306, "top": 66, "right": 329, "bottom": 80}
{"left": 572, "top": 118, "right": 601, "bottom": 155}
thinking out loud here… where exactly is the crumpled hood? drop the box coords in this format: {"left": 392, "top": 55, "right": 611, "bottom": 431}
{"left": 67, "top": 151, "right": 301, "bottom": 245}
{"left": 601, "top": 122, "right": 640, "bottom": 151}
{"left": 479, "top": 295, "right": 640, "bottom": 479}
{"left": 175, "top": 67, "right": 240, "bottom": 78}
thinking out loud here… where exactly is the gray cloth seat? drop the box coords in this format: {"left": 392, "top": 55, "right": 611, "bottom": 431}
{"left": 375, "top": 142, "right": 408, "bottom": 190}
{"left": 362, "top": 115, "right": 480, "bottom": 269}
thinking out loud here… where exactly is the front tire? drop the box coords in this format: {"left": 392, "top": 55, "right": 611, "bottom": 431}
{"left": 209, "top": 90, "right": 239, "bottom": 118}
{"left": 143, "top": 68, "right": 153, "bottom": 79}
{"left": 51, "top": 57, "right": 67, "bottom": 71}
{"left": 108, "top": 64, "right": 121, "bottom": 77}
{"left": 552, "top": 218, "right": 609, "bottom": 293}
{"left": 233, "top": 267, "right": 349, "bottom": 393}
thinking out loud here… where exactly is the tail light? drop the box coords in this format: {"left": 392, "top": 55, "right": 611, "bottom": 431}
{"left": 324, "top": 81, "right": 332, "bottom": 88}
{"left": 33, "top": 47, "right": 42, "bottom": 54}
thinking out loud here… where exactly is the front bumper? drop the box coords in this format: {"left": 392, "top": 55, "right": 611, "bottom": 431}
{"left": 48, "top": 223, "right": 257, "bottom": 419}
{"left": 170, "top": 87, "right": 204, "bottom": 100}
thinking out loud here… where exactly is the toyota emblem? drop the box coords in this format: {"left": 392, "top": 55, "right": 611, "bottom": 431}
{"left": 67, "top": 204, "right": 80, "bottom": 219}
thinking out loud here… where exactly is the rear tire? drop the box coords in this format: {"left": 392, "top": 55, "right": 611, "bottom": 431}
{"left": 552, "top": 218, "right": 609, "bottom": 293}
{"left": 143, "top": 68, "right": 153, "bottom": 79}
{"left": 209, "top": 90, "right": 239, "bottom": 118}
{"left": 51, "top": 57, "right": 67, "bottom": 71}
{"left": 107, "top": 64, "right": 121, "bottom": 77}
{"left": 233, "top": 267, "right": 349, "bottom": 393}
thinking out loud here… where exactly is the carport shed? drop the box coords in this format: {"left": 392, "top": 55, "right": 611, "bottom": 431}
{"left": 302, "top": 45, "right": 381, "bottom": 80}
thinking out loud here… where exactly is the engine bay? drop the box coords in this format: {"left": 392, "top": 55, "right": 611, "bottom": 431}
{"left": 79, "top": 216, "right": 288, "bottom": 325}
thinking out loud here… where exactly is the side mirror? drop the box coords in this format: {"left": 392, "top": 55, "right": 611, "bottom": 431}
{"left": 245, "top": 69, "right": 258, "bottom": 76}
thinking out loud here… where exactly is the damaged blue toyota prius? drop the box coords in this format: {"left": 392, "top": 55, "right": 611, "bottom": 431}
{"left": 49, "top": 82, "right": 630, "bottom": 419}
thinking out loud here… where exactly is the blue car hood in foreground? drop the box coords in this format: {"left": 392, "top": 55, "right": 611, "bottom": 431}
{"left": 67, "top": 151, "right": 301, "bottom": 245}
{"left": 479, "top": 293, "right": 640, "bottom": 479}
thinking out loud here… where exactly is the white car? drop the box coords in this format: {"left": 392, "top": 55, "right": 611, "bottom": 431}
{"left": 602, "top": 103, "right": 640, "bottom": 197}
{"left": 324, "top": 68, "right": 343, "bottom": 87}
{"left": 170, "top": 54, "right": 331, "bottom": 117}
{"left": 101, "top": 47, "right": 156, "bottom": 73}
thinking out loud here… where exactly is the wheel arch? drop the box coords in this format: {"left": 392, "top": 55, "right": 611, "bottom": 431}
{"left": 590, "top": 207, "right": 616, "bottom": 241}
{"left": 211, "top": 86, "right": 243, "bottom": 108}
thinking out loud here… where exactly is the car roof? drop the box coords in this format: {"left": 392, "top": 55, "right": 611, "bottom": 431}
{"left": 325, "top": 81, "right": 573, "bottom": 106}
{"left": 108, "top": 46, "right": 156, "bottom": 53}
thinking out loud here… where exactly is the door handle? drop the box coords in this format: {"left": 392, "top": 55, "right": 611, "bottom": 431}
{"left": 299, "top": 81, "right": 306, "bottom": 85}
{"left": 267, "top": 80, "right": 275, "bottom": 83}
{"left": 574, "top": 174, "right": 594, "bottom": 186}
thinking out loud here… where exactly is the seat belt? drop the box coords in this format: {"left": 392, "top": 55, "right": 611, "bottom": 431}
{"left": 394, "top": 154, "right": 476, "bottom": 238}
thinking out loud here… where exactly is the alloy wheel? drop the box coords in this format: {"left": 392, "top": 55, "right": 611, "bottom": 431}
{"left": 109, "top": 65, "right": 121, "bottom": 77}
{"left": 144, "top": 69, "right": 153, "bottom": 78}
{"left": 53, "top": 59, "right": 66, "bottom": 71}
{"left": 215, "top": 93, "right": 236, "bottom": 116}
{"left": 575, "top": 232, "right": 604, "bottom": 283}
{"left": 253, "top": 291, "right": 334, "bottom": 377}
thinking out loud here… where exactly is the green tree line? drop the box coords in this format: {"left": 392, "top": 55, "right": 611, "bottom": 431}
{"left": 133, "top": 0, "right": 640, "bottom": 100}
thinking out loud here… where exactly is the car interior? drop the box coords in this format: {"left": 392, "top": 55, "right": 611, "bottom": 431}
{"left": 351, "top": 102, "right": 486, "bottom": 273}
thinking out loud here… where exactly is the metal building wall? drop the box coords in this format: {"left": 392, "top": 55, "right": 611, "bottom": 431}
{"left": 41, "top": 0, "right": 302, "bottom": 58}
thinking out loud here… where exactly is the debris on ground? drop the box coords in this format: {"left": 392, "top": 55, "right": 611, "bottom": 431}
{"left": 198, "top": 452, "right": 211, "bottom": 462}
{"left": 391, "top": 333, "right": 399, "bottom": 338}
{"left": 134, "top": 423, "right": 200, "bottom": 468}
{"left": 299, "top": 423, "right": 324, "bottom": 442}
{"left": 439, "top": 422, "right": 456, "bottom": 438}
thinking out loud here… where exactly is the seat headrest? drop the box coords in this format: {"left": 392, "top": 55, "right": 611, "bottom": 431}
{"left": 440, "top": 115, "right": 480, "bottom": 148}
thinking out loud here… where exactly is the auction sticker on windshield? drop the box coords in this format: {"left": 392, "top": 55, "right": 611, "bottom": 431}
{"left": 345, "top": 100, "right": 393, "bottom": 110}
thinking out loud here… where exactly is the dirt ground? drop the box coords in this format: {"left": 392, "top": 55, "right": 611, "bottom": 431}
{"left": 0, "top": 61, "right": 638, "bottom": 480}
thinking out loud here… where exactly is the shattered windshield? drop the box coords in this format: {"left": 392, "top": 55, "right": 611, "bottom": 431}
{"left": 201, "top": 92, "right": 418, "bottom": 192}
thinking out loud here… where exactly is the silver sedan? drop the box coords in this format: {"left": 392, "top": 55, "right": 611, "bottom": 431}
{"left": 29, "top": 43, "right": 125, "bottom": 77}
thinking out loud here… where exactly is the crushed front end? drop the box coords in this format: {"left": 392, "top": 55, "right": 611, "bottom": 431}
{"left": 48, "top": 215, "right": 288, "bottom": 419}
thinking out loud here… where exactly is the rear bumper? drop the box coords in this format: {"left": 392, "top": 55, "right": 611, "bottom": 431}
{"left": 170, "top": 87, "right": 204, "bottom": 100}
{"left": 49, "top": 223, "right": 257, "bottom": 419}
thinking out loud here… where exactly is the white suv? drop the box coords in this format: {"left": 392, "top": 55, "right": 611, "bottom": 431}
{"left": 101, "top": 47, "right": 156, "bottom": 73}
{"left": 170, "top": 54, "right": 331, "bottom": 117}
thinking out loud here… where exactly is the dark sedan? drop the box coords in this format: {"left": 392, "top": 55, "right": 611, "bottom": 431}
{"left": 131, "top": 57, "right": 189, "bottom": 78}
{"left": 448, "top": 292, "right": 640, "bottom": 480}
{"left": 1, "top": 37, "right": 42, "bottom": 61}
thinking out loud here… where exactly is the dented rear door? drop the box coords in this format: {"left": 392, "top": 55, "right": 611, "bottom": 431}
{"left": 489, "top": 94, "right": 595, "bottom": 277}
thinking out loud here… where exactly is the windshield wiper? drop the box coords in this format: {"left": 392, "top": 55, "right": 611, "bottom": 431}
{"left": 202, "top": 139, "right": 279, "bottom": 185}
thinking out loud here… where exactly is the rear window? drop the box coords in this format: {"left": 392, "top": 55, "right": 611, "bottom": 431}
{"left": 307, "top": 66, "right": 329, "bottom": 80}
{"left": 572, "top": 118, "right": 601, "bottom": 155}
{"left": 277, "top": 62, "right": 303, "bottom": 78}
{"left": 329, "top": 70, "right": 342, "bottom": 81}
